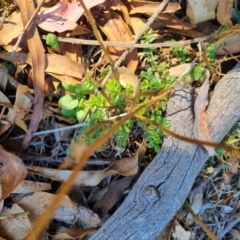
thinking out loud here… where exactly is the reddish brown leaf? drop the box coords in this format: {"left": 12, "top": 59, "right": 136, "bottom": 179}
{"left": 93, "top": 175, "right": 136, "bottom": 217}
{"left": 0, "top": 149, "right": 27, "bottom": 201}
{"left": 95, "top": 9, "right": 138, "bottom": 72}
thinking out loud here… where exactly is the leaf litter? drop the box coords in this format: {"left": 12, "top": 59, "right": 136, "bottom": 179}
{"left": 0, "top": 0, "right": 240, "bottom": 239}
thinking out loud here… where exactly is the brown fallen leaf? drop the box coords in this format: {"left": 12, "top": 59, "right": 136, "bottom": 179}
{"left": 194, "top": 79, "right": 215, "bottom": 156}
{"left": 0, "top": 52, "right": 85, "bottom": 83}
{"left": 0, "top": 12, "right": 28, "bottom": 52}
{"left": 95, "top": 9, "right": 138, "bottom": 72}
{"left": 0, "top": 149, "right": 27, "bottom": 201}
{"left": 128, "top": 0, "right": 181, "bottom": 15}
{"left": 216, "top": 0, "right": 233, "bottom": 26}
{"left": 27, "top": 153, "right": 138, "bottom": 186}
{"left": 18, "top": 192, "right": 79, "bottom": 225}
{"left": 93, "top": 175, "right": 136, "bottom": 217}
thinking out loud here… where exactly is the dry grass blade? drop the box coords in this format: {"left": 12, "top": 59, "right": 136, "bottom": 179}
{"left": 184, "top": 201, "right": 217, "bottom": 240}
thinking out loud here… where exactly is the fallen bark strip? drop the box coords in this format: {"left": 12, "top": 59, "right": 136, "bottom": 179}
{"left": 90, "top": 64, "right": 240, "bottom": 240}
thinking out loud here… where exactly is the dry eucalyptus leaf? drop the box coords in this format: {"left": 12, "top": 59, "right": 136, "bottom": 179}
{"left": 95, "top": 10, "right": 138, "bottom": 72}
{"left": 0, "top": 52, "right": 85, "bottom": 83}
{"left": 0, "top": 150, "right": 27, "bottom": 201}
{"left": 93, "top": 175, "right": 136, "bottom": 217}
{"left": 0, "top": 204, "right": 34, "bottom": 240}
{"left": 13, "top": 180, "right": 51, "bottom": 193}
{"left": 27, "top": 153, "right": 138, "bottom": 186}
{"left": 0, "top": 12, "right": 28, "bottom": 52}
{"left": 169, "top": 63, "right": 193, "bottom": 78}
{"left": 194, "top": 79, "right": 215, "bottom": 156}
{"left": 18, "top": 192, "right": 79, "bottom": 225}
{"left": 216, "top": 0, "right": 233, "bottom": 26}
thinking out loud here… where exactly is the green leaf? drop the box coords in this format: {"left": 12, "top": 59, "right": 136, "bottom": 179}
{"left": 46, "top": 33, "right": 59, "bottom": 49}
{"left": 59, "top": 94, "right": 78, "bottom": 110}
{"left": 76, "top": 109, "right": 86, "bottom": 122}
{"left": 61, "top": 109, "right": 77, "bottom": 119}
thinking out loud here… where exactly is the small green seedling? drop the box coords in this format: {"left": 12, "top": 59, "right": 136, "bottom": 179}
{"left": 46, "top": 33, "right": 59, "bottom": 50}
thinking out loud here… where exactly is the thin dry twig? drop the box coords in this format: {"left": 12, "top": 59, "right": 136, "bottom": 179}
{"left": 11, "top": 0, "right": 45, "bottom": 55}
{"left": 42, "top": 35, "right": 211, "bottom": 48}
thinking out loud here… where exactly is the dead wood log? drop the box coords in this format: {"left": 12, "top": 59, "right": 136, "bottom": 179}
{"left": 90, "top": 64, "right": 240, "bottom": 240}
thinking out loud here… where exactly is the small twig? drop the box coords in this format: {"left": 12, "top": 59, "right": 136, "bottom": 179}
{"left": 11, "top": 0, "right": 45, "bottom": 55}
{"left": 0, "top": 8, "right": 8, "bottom": 29}
{"left": 10, "top": 122, "right": 89, "bottom": 140}
{"left": 16, "top": 152, "right": 114, "bottom": 165}
{"left": 41, "top": 35, "right": 212, "bottom": 49}
{"left": 78, "top": 0, "right": 114, "bottom": 66}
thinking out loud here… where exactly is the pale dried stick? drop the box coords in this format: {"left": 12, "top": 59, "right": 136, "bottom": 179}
{"left": 78, "top": 0, "right": 114, "bottom": 66}
{"left": 11, "top": 0, "right": 45, "bottom": 55}
{"left": 41, "top": 35, "right": 212, "bottom": 48}
{"left": 0, "top": 8, "right": 8, "bottom": 28}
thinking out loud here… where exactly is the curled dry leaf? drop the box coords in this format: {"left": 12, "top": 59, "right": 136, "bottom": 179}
{"left": 36, "top": 0, "right": 105, "bottom": 33}
{"left": 112, "top": 66, "right": 139, "bottom": 97}
{"left": 194, "top": 79, "right": 215, "bottom": 156}
{"left": 27, "top": 153, "right": 138, "bottom": 186}
{"left": 0, "top": 149, "right": 27, "bottom": 201}
{"left": 0, "top": 52, "right": 85, "bottom": 83}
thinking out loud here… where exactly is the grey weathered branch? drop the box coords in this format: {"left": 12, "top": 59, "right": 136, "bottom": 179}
{"left": 90, "top": 64, "right": 240, "bottom": 240}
